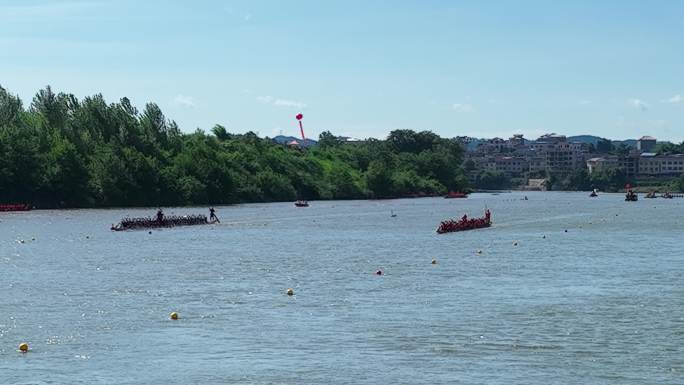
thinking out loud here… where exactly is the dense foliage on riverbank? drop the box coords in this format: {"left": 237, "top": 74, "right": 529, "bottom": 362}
{"left": 0, "top": 86, "right": 468, "bottom": 208}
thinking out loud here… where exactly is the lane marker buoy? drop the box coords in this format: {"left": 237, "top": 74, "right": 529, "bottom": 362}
{"left": 286, "top": 288, "right": 294, "bottom": 296}
{"left": 18, "top": 342, "right": 29, "bottom": 353}
{"left": 375, "top": 270, "right": 383, "bottom": 276}
{"left": 431, "top": 258, "right": 437, "bottom": 265}
{"left": 170, "top": 312, "right": 179, "bottom": 320}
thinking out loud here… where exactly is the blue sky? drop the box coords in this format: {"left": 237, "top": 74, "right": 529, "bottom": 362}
{"left": 1, "top": 0, "right": 683, "bottom": 141}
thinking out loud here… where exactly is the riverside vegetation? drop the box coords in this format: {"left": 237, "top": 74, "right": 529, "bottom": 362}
{"left": 0, "top": 86, "right": 468, "bottom": 208}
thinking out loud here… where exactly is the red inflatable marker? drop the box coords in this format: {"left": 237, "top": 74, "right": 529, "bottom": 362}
{"left": 296, "top": 113, "right": 305, "bottom": 141}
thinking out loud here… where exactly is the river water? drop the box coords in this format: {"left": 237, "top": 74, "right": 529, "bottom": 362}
{"left": 1, "top": 192, "right": 682, "bottom": 384}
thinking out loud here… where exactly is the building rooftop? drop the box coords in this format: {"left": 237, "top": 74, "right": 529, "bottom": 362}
{"left": 639, "top": 136, "right": 657, "bottom": 141}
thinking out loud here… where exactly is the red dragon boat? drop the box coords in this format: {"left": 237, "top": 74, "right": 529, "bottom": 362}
{"left": 437, "top": 209, "right": 491, "bottom": 234}
{"left": 0, "top": 204, "right": 32, "bottom": 212}
{"left": 444, "top": 191, "right": 468, "bottom": 199}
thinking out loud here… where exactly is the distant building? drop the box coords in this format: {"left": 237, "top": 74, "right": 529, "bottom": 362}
{"left": 637, "top": 136, "right": 657, "bottom": 153}
{"left": 485, "top": 156, "right": 528, "bottom": 177}
{"left": 619, "top": 152, "right": 640, "bottom": 177}
{"left": 528, "top": 154, "right": 547, "bottom": 174}
{"left": 467, "top": 132, "right": 589, "bottom": 176}
{"left": 508, "top": 134, "right": 526, "bottom": 148}
{"left": 638, "top": 153, "right": 684, "bottom": 176}
{"left": 586, "top": 157, "right": 618, "bottom": 174}
{"left": 336, "top": 136, "right": 365, "bottom": 145}
{"left": 533, "top": 134, "right": 589, "bottom": 174}
{"left": 476, "top": 138, "right": 507, "bottom": 154}
{"left": 455, "top": 136, "right": 480, "bottom": 151}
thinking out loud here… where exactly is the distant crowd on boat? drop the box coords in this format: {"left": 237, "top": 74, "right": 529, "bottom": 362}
{"left": 111, "top": 208, "right": 218, "bottom": 231}
{"left": 437, "top": 209, "right": 491, "bottom": 234}
{"left": 645, "top": 191, "right": 678, "bottom": 199}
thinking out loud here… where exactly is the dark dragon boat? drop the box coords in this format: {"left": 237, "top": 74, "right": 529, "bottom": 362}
{"left": 111, "top": 214, "right": 217, "bottom": 231}
{"left": 437, "top": 209, "right": 492, "bottom": 234}
{"left": 294, "top": 200, "right": 309, "bottom": 207}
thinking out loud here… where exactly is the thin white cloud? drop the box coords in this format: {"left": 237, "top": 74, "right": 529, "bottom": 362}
{"left": 452, "top": 103, "right": 474, "bottom": 112}
{"left": 257, "top": 95, "right": 274, "bottom": 104}
{"left": 663, "top": 94, "right": 684, "bottom": 104}
{"left": 578, "top": 100, "right": 592, "bottom": 105}
{"left": 257, "top": 95, "right": 306, "bottom": 109}
{"left": 274, "top": 99, "right": 306, "bottom": 108}
{"left": 628, "top": 98, "right": 648, "bottom": 111}
{"left": 174, "top": 94, "right": 195, "bottom": 108}
{"left": 0, "top": 1, "right": 102, "bottom": 21}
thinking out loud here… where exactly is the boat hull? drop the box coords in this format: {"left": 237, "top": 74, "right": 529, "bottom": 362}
{"left": 112, "top": 216, "right": 218, "bottom": 231}
{"left": 0, "top": 204, "right": 31, "bottom": 212}
{"left": 444, "top": 192, "right": 468, "bottom": 199}
{"left": 437, "top": 222, "right": 491, "bottom": 234}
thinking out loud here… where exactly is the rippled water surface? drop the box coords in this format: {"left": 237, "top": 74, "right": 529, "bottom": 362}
{"left": 1, "top": 192, "right": 683, "bottom": 384}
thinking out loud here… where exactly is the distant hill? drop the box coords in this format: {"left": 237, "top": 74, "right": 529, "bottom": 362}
{"left": 612, "top": 139, "right": 637, "bottom": 148}
{"left": 272, "top": 135, "right": 318, "bottom": 147}
{"left": 568, "top": 135, "right": 608, "bottom": 145}
{"left": 569, "top": 135, "right": 638, "bottom": 148}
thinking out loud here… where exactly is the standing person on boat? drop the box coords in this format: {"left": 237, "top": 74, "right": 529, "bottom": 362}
{"left": 209, "top": 207, "right": 220, "bottom": 223}
{"left": 156, "top": 208, "right": 164, "bottom": 223}
{"left": 461, "top": 214, "right": 468, "bottom": 223}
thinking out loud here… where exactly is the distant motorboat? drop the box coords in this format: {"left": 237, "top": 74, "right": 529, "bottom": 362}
{"left": 294, "top": 200, "right": 309, "bottom": 207}
{"left": 444, "top": 191, "right": 468, "bottom": 199}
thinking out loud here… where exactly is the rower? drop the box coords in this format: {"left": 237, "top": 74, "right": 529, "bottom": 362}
{"left": 209, "top": 207, "right": 220, "bottom": 223}
{"left": 156, "top": 208, "right": 164, "bottom": 223}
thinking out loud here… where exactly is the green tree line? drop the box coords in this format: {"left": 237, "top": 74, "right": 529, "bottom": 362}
{"left": 0, "top": 85, "right": 468, "bottom": 208}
